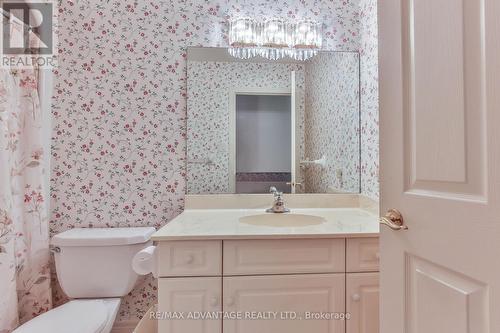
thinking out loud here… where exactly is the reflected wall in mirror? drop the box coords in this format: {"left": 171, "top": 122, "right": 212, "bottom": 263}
{"left": 187, "top": 47, "right": 360, "bottom": 194}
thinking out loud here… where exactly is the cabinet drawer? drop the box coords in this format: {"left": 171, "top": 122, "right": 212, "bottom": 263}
{"left": 223, "top": 239, "right": 345, "bottom": 275}
{"left": 346, "top": 238, "right": 379, "bottom": 272}
{"left": 157, "top": 240, "right": 222, "bottom": 277}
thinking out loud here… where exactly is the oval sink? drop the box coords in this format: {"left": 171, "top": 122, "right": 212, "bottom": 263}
{"left": 239, "top": 214, "right": 326, "bottom": 227}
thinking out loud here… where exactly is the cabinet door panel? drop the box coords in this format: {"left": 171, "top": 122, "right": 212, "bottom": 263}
{"left": 223, "top": 274, "right": 345, "bottom": 333}
{"left": 158, "top": 277, "right": 222, "bottom": 333}
{"left": 346, "top": 273, "right": 379, "bottom": 333}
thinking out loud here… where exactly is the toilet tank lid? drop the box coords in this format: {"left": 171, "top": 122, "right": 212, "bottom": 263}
{"left": 51, "top": 227, "right": 156, "bottom": 247}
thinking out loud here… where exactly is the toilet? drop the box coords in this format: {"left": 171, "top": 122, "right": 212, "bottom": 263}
{"left": 13, "top": 227, "right": 156, "bottom": 333}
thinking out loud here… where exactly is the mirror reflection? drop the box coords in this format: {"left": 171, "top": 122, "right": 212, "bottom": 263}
{"left": 187, "top": 47, "right": 360, "bottom": 194}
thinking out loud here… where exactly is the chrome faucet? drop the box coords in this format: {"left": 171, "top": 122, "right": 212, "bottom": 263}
{"left": 266, "top": 187, "right": 290, "bottom": 213}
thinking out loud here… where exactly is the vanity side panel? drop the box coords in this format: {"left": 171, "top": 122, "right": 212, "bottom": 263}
{"left": 223, "top": 239, "right": 345, "bottom": 275}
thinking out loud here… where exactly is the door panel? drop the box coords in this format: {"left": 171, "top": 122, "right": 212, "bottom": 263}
{"left": 158, "top": 277, "right": 222, "bottom": 333}
{"left": 346, "top": 273, "right": 379, "bottom": 333}
{"left": 223, "top": 274, "right": 345, "bottom": 333}
{"left": 379, "top": 0, "right": 500, "bottom": 332}
{"left": 402, "top": 0, "right": 486, "bottom": 197}
{"left": 406, "top": 255, "right": 488, "bottom": 333}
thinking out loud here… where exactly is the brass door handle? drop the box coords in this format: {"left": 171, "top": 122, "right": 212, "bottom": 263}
{"left": 380, "top": 209, "right": 408, "bottom": 231}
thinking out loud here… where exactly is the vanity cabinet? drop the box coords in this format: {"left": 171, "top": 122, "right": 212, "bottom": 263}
{"left": 223, "top": 274, "right": 345, "bottom": 333}
{"left": 223, "top": 239, "right": 345, "bottom": 275}
{"left": 346, "top": 238, "right": 380, "bottom": 273}
{"left": 346, "top": 273, "right": 380, "bottom": 333}
{"left": 157, "top": 237, "right": 379, "bottom": 333}
{"left": 346, "top": 238, "right": 380, "bottom": 333}
{"left": 157, "top": 240, "right": 222, "bottom": 277}
{"left": 158, "top": 277, "right": 222, "bottom": 333}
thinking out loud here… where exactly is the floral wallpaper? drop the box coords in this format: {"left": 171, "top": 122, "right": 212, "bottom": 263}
{"left": 359, "top": 0, "right": 379, "bottom": 200}
{"left": 186, "top": 60, "right": 305, "bottom": 194}
{"left": 304, "top": 52, "right": 360, "bottom": 194}
{"left": 51, "top": 0, "right": 378, "bottom": 324}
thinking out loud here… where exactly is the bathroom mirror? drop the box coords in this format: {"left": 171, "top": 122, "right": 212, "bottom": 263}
{"left": 186, "top": 47, "right": 360, "bottom": 194}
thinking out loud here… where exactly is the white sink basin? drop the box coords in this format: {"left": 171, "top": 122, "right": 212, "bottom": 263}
{"left": 239, "top": 213, "right": 326, "bottom": 227}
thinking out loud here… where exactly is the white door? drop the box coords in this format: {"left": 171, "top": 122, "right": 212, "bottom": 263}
{"left": 157, "top": 277, "right": 222, "bottom": 333}
{"left": 346, "top": 273, "right": 379, "bottom": 333}
{"left": 379, "top": 0, "right": 500, "bottom": 332}
{"left": 223, "top": 274, "right": 345, "bottom": 333}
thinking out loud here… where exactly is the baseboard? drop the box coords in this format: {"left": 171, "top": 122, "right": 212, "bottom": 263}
{"left": 111, "top": 319, "right": 139, "bottom": 333}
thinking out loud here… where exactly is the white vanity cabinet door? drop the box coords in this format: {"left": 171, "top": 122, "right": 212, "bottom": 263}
{"left": 346, "top": 273, "right": 379, "bottom": 333}
{"left": 223, "top": 274, "right": 345, "bottom": 333}
{"left": 158, "top": 277, "right": 222, "bottom": 333}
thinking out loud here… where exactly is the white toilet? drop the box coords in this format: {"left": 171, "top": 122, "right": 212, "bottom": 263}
{"left": 13, "top": 227, "right": 156, "bottom": 333}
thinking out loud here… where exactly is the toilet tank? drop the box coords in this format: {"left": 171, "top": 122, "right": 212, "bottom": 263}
{"left": 51, "top": 227, "right": 156, "bottom": 299}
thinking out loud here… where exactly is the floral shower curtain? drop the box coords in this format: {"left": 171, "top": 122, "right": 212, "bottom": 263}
{"left": 0, "top": 20, "right": 52, "bottom": 333}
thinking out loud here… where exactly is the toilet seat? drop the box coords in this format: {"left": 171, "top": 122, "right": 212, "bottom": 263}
{"left": 13, "top": 298, "right": 121, "bottom": 333}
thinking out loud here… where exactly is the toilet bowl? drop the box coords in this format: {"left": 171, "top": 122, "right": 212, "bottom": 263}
{"left": 13, "top": 227, "right": 156, "bottom": 333}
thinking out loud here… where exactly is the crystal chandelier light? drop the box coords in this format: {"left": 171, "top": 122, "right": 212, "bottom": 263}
{"left": 289, "top": 20, "right": 322, "bottom": 61}
{"left": 228, "top": 18, "right": 322, "bottom": 61}
{"left": 260, "top": 19, "right": 290, "bottom": 60}
{"left": 228, "top": 18, "right": 261, "bottom": 59}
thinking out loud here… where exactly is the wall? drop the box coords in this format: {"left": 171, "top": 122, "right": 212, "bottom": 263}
{"left": 359, "top": 0, "right": 379, "bottom": 200}
{"left": 186, "top": 60, "right": 305, "bottom": 194}
{"left": 304, "top": 52, "right": 360, "bottom": 193}
{"left": 51, "top": 0, "right": 377, "bottom": 324}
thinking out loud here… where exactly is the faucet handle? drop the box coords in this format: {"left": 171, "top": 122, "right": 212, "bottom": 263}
{"left": 269, "top": 186, "right": 278, "bottom": 194}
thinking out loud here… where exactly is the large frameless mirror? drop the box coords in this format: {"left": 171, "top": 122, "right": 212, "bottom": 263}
{"left": 186, "top": 47, "right": 360, "bottom": 195}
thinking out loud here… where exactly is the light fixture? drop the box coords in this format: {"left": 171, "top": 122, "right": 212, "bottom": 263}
{"left": 228, "top": 18, "right": 322, "bottom": 61}
{"left": 260, "top": 19, "right": 290, "bottom": 60}
{"left": 289, "top": 20, "right": 322, "bottom": 61}
{"left": 228, "top": 18, "right": 261, "bottom": 59}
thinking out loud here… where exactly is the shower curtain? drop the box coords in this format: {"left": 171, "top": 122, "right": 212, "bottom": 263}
{"left": 0, "top": 19, "right": 52, "bottom": 333}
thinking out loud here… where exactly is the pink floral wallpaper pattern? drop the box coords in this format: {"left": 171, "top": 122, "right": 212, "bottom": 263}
{"left": 51, "top": 0, "right": 378, "bottom": 323}
{"left": 304, "top": 52, "right": 360, "bottom": 193}
{"left": 359, "top": 0, "right": 379, "bottom": 200}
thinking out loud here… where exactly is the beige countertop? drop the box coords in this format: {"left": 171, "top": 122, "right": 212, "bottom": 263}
{"left": 152, "top": 207, "right": 379, "bottom": 241}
